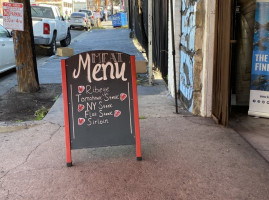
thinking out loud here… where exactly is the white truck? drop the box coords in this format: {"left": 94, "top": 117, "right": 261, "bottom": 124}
{"left": 31, "top": 4, "right": 71, "bottom": 55}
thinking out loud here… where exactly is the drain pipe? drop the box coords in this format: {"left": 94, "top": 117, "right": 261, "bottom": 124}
{"left": 148, "top": 0, "right": 153, "bottom": 85}
{"left": 170, "top": 0, "right": 179, "bottom": 114}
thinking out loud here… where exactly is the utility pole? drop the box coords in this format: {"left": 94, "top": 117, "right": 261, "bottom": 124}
{"left": 13, "top": 0, "right": 39, "bottom": 93}
{"left": 111, "top": 0, "right": 114, "bottom": 15}
{"left": 148, "top": 0, "right": 153, "bottom": 85}
{"left": 96, "top": 0, "right": 100, "bottom": 26}
{"left": 128, "top": 0, "right": 134, "bottom": 38}
{"left": 96, "top": 0, "right": 100, "bottom": 11}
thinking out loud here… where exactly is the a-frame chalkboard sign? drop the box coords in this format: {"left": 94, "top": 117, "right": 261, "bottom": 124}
{"left": 61, "top": 50, "right": 142, "bottom": 166}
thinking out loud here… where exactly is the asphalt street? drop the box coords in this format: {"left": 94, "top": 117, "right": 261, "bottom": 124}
{"left": 0, "top": 29, "right": 85, "bottom": 96}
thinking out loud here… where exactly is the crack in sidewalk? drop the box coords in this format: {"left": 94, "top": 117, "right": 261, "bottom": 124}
{"left": 0, "top": 123, "right": 61, "bottom": 198}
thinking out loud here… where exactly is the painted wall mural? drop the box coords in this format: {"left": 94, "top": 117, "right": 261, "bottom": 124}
{"left": 179, "top": 0, "right": 199, "bottom": 111}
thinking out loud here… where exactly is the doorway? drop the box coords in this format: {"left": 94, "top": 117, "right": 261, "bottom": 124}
{"left": 212, "top": 0, "right": 256, "bottom": 126}
{"left": 213, "top": 0, "right": 269, "bottom": 161}
{"left": 229, "top": 0, "right": 256, "bottom": 119}
{"left": 212, "top": 0, "right": 233, "bottom": 126}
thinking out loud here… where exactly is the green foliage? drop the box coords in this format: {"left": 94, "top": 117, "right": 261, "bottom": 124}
{"left": 35, "top": 106, "right": 49, "bottom": 121}
{"left": 53, "top": 95, "right": 59, "bottom": 102}
{"left": 139, "top": 116, "right": 147, "bottom": 120}
{"left": 136, "top": 80, "right": 142, "bottom": 85}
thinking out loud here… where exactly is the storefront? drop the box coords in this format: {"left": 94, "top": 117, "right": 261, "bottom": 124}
{"left": 213, "top": 0, "right": 269, "bottom": 125}
{"left": 167, "top": 0, "right": 269, "bottom": 125}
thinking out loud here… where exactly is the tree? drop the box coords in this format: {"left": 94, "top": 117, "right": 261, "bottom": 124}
{"left": 114, "top": 0, "right": 120, "bottom": 5}
{"left": 13, "top": 0, "right": 39, "bottom": 93}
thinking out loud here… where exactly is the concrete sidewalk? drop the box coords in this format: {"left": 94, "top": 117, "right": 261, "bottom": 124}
{"left": 1, "top": 29, "right": 269, "bottom": 199}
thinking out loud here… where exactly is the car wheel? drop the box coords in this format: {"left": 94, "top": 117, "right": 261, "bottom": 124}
{"left": 60, "top": 29, "right": 71, "bottom": 47}
{"left": 47, "top": 33, "right": 57, "bottom": 56}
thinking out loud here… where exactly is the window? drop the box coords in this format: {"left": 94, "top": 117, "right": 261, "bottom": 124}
{"left": 0, "top": 25, "right": 9, "bottom": 38}
{"left": 31, "top": 6, "right": 55, "bottom": 19}
{"left": 55, "top": 7, "right": 62, "bottom": 20}
{"left": 71, "top": 13, "right": 86, "bottom": 18}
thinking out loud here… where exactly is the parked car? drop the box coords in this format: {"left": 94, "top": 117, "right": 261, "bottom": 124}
{"left": 70, "top": 12, "right": 91, "bottom": 31}
{"left": 94, "top": 10, "right": 105, "bottom": 22}
{"left": 0, "top": 24, "right": 15, "bottom": 73}
{"left": 31, "top": 4, "right": 71, "bottom": 56}
{"left": 79, "top": 9, "right": 95, "bottom": 26}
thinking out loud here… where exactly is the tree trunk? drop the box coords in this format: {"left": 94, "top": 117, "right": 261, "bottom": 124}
{"left": 13, "top": 0, "right": 39, "bottom": 93}
{"left": 112, "top": 0, "right": 114, "bottom": 15}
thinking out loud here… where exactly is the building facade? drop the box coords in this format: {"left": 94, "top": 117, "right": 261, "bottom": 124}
{"left": 168, "top": 0, "right": 214, "bottom": 117}
{"left": 167, "top": 0, "right": 259, "bottom": 125}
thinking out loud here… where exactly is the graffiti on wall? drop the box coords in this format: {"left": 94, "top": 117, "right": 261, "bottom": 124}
{"left": 179, "top": 0, "right": 199, "bottom": 111}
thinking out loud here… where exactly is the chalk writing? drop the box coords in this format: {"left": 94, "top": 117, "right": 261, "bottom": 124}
{"left": 63, "top": 51, "right": 136, "bottom": 149}
{"left": 72, "top": 53, "right": 127, "bottom": 83}
{"left": 73, "top": 84, "right": 127, "bottom": 127}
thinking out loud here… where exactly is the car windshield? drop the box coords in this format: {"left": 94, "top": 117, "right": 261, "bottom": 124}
{"left": 71, "top": 13, "right": 86, "bottom": 18}
{"left": 0, "top": 25, "right": 9, "bottom": 38}
{"left": 31, "top": 6, "right": 55, "bottom": 19}
{"left": 79, "top": 10, "right": 92, "bottom": 16}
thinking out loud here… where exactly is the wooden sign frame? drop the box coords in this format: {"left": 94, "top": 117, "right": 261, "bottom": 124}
{"left": 61, "top": 51, "right": 142, "bottom": 166}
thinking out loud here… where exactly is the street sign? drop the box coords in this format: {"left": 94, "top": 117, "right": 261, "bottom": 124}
{"left": 3, "top": 2, "right": 24, "bottom": 31}
{"left": 94, "top": 12, "right": 101, "bottom": 19}
{"left": 61, "top": 50, "right": 142, "bottom": 166}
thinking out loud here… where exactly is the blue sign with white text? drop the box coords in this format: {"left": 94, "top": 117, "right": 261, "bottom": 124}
{"left": 251, "top": 2, "right": 269, "bottom": 91}
{"left": 249, "top": 1, "right": 269, "bottom": 118}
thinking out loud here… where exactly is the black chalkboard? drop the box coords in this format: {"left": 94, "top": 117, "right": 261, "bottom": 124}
{"left": 61, "top": 51, "right": 140, "bottom": 156}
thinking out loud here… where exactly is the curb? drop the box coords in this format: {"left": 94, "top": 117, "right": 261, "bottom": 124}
{"left": 0, "top": 121, "right": 41, "bottom": 134}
